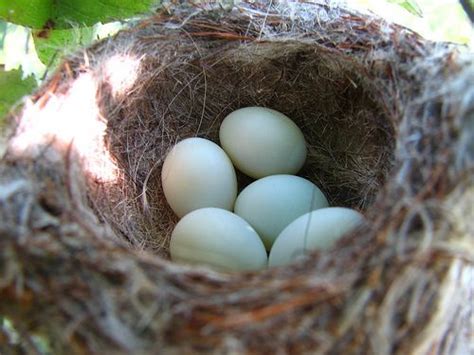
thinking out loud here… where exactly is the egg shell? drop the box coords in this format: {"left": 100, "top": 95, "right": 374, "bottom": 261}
{"left": 268, "top": 207, "right": 365, "bottom": 267}
{"left": 234, "top": 175, "right": 329, "bottom": 250}
{"left": 170, "top": 208, "right": 268, "bottom": 272}
{"left": 219, "top": 107, "right": 307, "bottom": 178}
{"left": 161, "top": 138, "right": 237, "bottom": 218}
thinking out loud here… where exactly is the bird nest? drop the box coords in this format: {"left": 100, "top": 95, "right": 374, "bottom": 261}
{"left": 0, "top": 1, "right": 473, "bottom": 354}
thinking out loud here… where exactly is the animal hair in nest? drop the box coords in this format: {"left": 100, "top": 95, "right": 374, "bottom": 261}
{"left": 0, "top": 1, "right": 472, "bottom": 354}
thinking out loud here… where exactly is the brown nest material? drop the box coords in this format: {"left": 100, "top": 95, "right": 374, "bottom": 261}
{"left": 0, "top": 1, "right": 473, "bottom": 354}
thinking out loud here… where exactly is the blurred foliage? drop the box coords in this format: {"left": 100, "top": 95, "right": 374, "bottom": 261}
{"left": 460, "top": 0, "right": 474, "bottom": 22}
{"left": 33, "top": 25, "right": 95, "bottom": 67}
{"left": 0, "top": 20, "right": 126, "bottom": 121}
{"left": 387, "top": 0, "right": 423, "bottom": 17}
{"left": 0, "top": 68, "right": 36, "bottom": 120}
{"left": 0, "top": 0, "right": 161, "bottom": 117}
{"left": 0, "top": 0, "right": 159, "bottom": 29}
{"left": 350, "top": 0, "right": 473, "bottom": 46}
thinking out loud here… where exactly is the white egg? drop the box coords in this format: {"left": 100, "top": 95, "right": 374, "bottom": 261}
{"left": 234, "top": 175, "right": 329, "bottom": 250}
{"left": 161, "top": 138, "right": 237, "bottom": 218}
{"left": 170, "top": 208, "right": 268, "bottom": 271}
{"left": 268, "top": 207, "right": 366, "bottom": 267}
{"left": 219, "top": 107, "right": 307, "bottom": 178}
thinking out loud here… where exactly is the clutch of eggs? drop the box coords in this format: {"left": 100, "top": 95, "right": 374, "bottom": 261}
{"left": 161, "top": 107, "right": 365, "bottom": 271}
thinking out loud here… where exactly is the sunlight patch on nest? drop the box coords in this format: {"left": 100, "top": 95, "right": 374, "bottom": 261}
{"left": 9, "top": 72, "right": 120, "bottom": 183}
{"left": 103, "top": 54, "right": 142, "bottom": 98}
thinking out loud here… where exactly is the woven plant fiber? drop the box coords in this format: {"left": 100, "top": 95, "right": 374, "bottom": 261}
{"left": 0, "top": 1, "right": 473, "bottom": 354}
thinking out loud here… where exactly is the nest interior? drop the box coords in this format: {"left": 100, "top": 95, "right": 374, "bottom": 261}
{"left": 0, "top": 2, "right": 472, "bottom": 354}
{"left": 100, "top": 38, "right": 396, "bottom": 255}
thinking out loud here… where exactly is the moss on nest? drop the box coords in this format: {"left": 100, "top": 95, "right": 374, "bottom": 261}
{"left": 0, "top": 1, "right": 472, "bottom": 354}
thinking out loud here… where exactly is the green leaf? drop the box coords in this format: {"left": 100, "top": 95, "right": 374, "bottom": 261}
{"left": 387, "top": 0, "right": 423, "bottom": 17}
{"left": 0, "top": 68, "right": 36, "bottom": 120}
{"left": 32, "top": 21, "right": 125, "bottom": 73}
{"left": 33, "top": 26, "right": 95, "bottom": 67}
{"left": 0, "top": 0, "right": 159, "bottom": 29}
{"left": 0, "top": 0, "right": 51, "bottom": 29}
{"left": 52, "top": 1, "right": 159, "bottom": 28}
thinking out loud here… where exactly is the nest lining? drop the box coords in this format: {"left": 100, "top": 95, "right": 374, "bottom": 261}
{"left": 0, "top": 2, "right": 472, "bottom": 354}
{"left": 98, "top": 39, "right": 396, "bottom": 256}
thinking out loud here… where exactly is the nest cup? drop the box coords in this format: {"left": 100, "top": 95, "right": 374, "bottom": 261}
{"left": 1, "top": 2, "right": 473, "bottom": 354}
